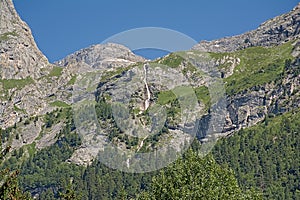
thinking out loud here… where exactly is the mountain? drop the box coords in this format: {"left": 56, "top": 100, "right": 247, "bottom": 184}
{"left": 0, "top": 0, "right": 299, "bottom": 199}
{"left": 56, "top": 43, "right": 145, "bottom": 70}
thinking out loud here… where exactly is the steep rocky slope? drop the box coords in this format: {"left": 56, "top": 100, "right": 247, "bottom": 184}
{"left": 0, "top": 0, "right": 48, "bottom": 79}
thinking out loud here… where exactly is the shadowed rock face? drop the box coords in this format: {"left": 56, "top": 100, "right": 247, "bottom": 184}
{"left": 193, "top": 3, "right": 300, "bottom": 52}
{"left": 0, "top": 0, "right": 48, "bottom": 79}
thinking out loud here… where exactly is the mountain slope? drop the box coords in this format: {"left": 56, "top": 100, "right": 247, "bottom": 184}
{"left": 213, "top": 109, "right": 300, "bottom": 199}
{"left": 193, "top": 3, "right": 300, "bottom": 53}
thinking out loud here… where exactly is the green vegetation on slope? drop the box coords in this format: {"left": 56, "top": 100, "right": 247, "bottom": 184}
{"left": 157, "top": 53, "right": 184, "bottom": 68}
{"left": 48, "top": 66, "right": 63, "bottom": 77}
{"left": 137, "top": 149, "right": 261, "bottom": 200}
{"left": 215, "top": 42, "right": 294, "bottom": 95}
{"left": 195, "top": 85, "right": 211, "bottom": 110}
{"left": 0, "top": 130, "right": 32, "bottom": 200}
{"left": 100, "top": 64, "right": 138, "bottom": 83}
{"left": 50, "top": 100, "right": 70, "bottom": 108}
{"left": 0, "top": 31, "right": 18, "bottom": 42}
{"left": 0, "top": 77, "right": 34, "bottom": 90}
{"left": 213, "top": 109, "right": 300, "bottom": 199}
{"left": 67, "top": 75, "right": 77, "bottom": 85}
{"left": 157, "top": 90, "right": 176, "bottom": 105}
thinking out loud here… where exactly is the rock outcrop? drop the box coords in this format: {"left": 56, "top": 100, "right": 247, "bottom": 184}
{"left": 0, "top": 0, "right": 48, "bottom": 79}
{"left": 56, "top": 43, "right": 145, "bottom": 71}
{"left": 223, "top": 60, "right": 300, "bottom": 135}
{"left": 193, "top": 3, "right": 300, "bottom": 52}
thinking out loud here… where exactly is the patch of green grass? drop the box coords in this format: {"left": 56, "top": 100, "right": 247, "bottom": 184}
{"left": 0, "top": 77, "right": 34, "bottom": 90}
{"left": 0, "top": 31, "right": 18, "bottom": 42}
{"left": 157, "top": 90, "right": 176, "bottom": 105}
{"left": 67, "top": 75, "right": 77, "bottom": 85}
{"left": 50, "top": 100, "right": 70, "bottom": 108}
{"left": 158, "top": 53, "right": 184, "bottom": 68}
{"left": 25, "top": 142, "right": 36, "bottom": 157}
{"left": 157, "top": 86, "right": 211, "bottom": 110}
{"left": 48, "top": 66, "right": 63, "bottom": 77}
{"left": 216, "top": 42, "right": 294, "bottom": 95}
{"left": 194, "top": 86, "right": 211, "bottom": 109}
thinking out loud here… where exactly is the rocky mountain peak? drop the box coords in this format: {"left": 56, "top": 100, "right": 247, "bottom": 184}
{"left": 56, "top": 43, "right": 145, "bottom": 71}
{"left": 193, "top": 3, "right": 300, "bottom": 52}
{"left": 0, "top": 0, "right": 48, "bottom": 79}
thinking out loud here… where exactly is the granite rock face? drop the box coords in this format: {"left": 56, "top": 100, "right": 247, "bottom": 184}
{"left": 193, "top": 3, "right": 300, "bottom": 52}
{"left": 0, "top": 0, "right": 48, "bottom": 79}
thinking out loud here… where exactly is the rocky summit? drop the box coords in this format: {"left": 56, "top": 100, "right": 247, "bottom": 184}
{"left": 56, "top": 43, "right": 145, "bottom": 70}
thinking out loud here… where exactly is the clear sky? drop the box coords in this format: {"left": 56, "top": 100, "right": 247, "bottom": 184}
{"left": 13, "top": 0, "right": 298, "bottom": 62}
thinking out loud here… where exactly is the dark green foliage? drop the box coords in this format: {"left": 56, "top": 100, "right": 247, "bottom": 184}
{"left": 0, "top": 169, "right": 32, "bottom": 200}
{"left": 1, "top": 126, "right": 13, "bottom": 143}
{"left": 0, "top": 138, "right": 32, "bottom": 200}
{"left": 213, "top": 110, "right": 300, "bottom": 199}
{"left": 19, "top": 118, "right": 82, "bottom": 196}
{"left": 17, "top": 107, "right": 154, "bottom": 199}
{"left": 137, "top": 150, "right": 261, "bottom": 200}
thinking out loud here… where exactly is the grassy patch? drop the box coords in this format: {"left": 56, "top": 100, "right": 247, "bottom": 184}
{"left": 157, "top": 90, "right": 177, "bottom": 105}
{"left": 67, "top": 75, "right": 77, "bottom": 85}
{"left": 194, "top": 86, "right": 211, "bottom": 109}
{"left": 157, "top": 53, "right": 184, "bottom": 68}
{"left": 0, "top": 77, "right": 34, "bottom": 90}
{"left": 48, "top": 66, "right": 63, "bottom": 77}
{"left": 218, "top": 42, "right": 294, "bottom": 95}
{"left": 50, "top": 100, "right": 70, "bottom": 108}
{"left": 157, "top": 86, "right": 211, "bottom": 109}
{"left": 25, "top": 142, "right": 36, "bottom": 157}
{"left": 0, "top": 31, "right": 18, "bottom": 42}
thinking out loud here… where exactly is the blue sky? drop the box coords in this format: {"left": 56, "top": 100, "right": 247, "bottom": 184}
{"left": 13, "top": 0, "right": 298, "bottom": 62}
